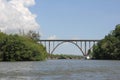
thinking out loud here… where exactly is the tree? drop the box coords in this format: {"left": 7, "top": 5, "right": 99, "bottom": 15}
{"left": 26, "top": 30, "right": 40, "bottom": 42}
{"left": 91, "top": 24, "right": 120, "bottom": 60}
{"left": 0, "top": 32, "right": 47, "bottom": 61}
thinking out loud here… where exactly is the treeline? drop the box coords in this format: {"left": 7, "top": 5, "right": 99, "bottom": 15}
{"left": 50, "top": 54, "right": 83, "bottom": 59}
{"left": 91, "top": 24, "right": 120, "bottom": 60}
{"left": 0, "top": 31, "right": 47, "bottom": 61}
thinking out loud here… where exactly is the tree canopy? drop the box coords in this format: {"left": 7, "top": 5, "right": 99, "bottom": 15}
{"left": 91, "top": 24, "right": 120, "bottom": 60}
{"left": 0, "top": 32, "right": 47, "bottom": 61}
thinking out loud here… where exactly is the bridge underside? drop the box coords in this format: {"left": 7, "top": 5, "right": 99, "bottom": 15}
{"left": 39, "top": 40, "right": 100, "bottom": 56}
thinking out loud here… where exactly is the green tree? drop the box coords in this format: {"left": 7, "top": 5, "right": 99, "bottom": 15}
{"left": 91, "top": 24, "right": 120, "bottom": 60}
{"left": 0, "top": 32, "right": 47, "bottom": 61}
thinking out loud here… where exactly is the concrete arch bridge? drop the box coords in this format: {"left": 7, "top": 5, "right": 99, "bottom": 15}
{"left": 39, "top": 39, "right": 100, "bottom": 56}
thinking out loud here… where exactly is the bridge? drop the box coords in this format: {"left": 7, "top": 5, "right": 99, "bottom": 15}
{"left": 39, "top": 39, "right": 100, "bottom": 56}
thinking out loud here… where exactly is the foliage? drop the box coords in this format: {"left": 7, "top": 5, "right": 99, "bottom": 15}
{"left": 51, "top": 54, "right": 83, "bottom": 59}
{"left": 26, "top": 30, "right": 40, "bottom": 42}
{"left": 91, "top": 24, "right": 120, "bottom": 60}
{"left": 0, "top": 32, "right": 47, "bottom": 61}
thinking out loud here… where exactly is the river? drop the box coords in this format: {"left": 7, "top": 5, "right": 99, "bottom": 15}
{"left": 0, "top": 60, "right": 120, "bottom": 80}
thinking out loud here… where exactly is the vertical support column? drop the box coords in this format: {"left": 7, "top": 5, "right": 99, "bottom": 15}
{"left": 53, "top": 42, "right": 55, "bottom": 49}
{"left": 80, "top": 41, "right": 82, "bottom": 49}
{"left": 89, "top": 41, "right": 91, "bottom": 49}
{"left": 48, "top": 41, "right": 50, "bottom": 54}
{"left": 85, "top": 41, "right": 87, "bottom": 56}
{"left": 88, "top": 41, "right": 91, "bottom": 55}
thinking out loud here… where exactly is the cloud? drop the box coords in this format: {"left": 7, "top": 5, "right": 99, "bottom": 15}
{"left": 48, "top": 35, "right": 57, "bottom": 40}
{"left": 0, "top": 0, "right": 39, "bottom": 33}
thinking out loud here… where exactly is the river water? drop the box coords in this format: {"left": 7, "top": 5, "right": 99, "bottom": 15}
{"left": 0, "top": 60, "right": 120, "bottom": 80}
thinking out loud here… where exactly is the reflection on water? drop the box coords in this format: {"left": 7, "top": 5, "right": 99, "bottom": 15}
{"left": 0, "top": 60, "right": 120, "bottom": 80}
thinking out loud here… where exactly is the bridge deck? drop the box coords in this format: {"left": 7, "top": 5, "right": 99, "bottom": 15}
{"left": 39, "top": 39, "right": 100, "bottom": 42}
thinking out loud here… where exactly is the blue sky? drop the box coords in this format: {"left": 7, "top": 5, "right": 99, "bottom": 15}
{"left": 30, "top": 0, "right": 120, "bottom": 40}
{"left": 30, "top": 0, "right": 120, "bottom": 55}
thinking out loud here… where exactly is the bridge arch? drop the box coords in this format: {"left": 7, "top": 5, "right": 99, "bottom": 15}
{"left": 51, "top": 41, "right": 85, "bottom": 56}
{"left": 39, "top": 39, "right": 100, "bottom": 57}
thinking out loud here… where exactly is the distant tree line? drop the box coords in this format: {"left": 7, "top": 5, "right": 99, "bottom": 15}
{"left": 90, "top": 24, "right": 120, "bottom": 60}
{"left": 0, "top": 31, "right": 47, "bottom": 61}
{"left": 51, "top": 54, "right": 83, "bottom": 59}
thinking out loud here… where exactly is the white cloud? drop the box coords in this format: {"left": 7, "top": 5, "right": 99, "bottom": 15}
{"left": 0, "top": 0, "right": 39, "bottom": 33}
{"left": 48, "top": 35, "right": 57, "bottom": 40}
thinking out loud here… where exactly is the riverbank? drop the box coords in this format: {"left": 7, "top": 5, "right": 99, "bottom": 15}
{"left": 47, "top": 54, "right": 84, "bottom": 60}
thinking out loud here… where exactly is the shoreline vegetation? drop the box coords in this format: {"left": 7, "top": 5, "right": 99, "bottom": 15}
{"left": 0, "top": 30, "right": 84, "bottom": 61}
{"left": 47, "top": 54, "right": 83, "bottom": 60}
{"left": 0, "top": 31, "right": 47, "bottom": 61}
{"left": 0, "top": 24, "right": 120, "bottom": 61}
{"left": 90, "top": 24, "right": 120, "bottom": 60}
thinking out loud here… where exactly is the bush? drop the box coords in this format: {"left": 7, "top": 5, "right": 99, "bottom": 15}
{"left": 0, "top": 32, "right": 47, "bottom": 61}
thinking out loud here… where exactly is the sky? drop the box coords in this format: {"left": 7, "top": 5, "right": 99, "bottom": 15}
{"left": 0, "top": 0, "right": 120, "bottom": 55}
{"left": 30, "top": 0, "right": 120, "bottom": 55}
{"left": 30, "top": 0, "right": 120, "bottom": 40}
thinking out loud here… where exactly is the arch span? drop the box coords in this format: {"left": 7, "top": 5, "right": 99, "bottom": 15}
{"left": 51, "top": 41, "right": 85, "bottom": 56}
